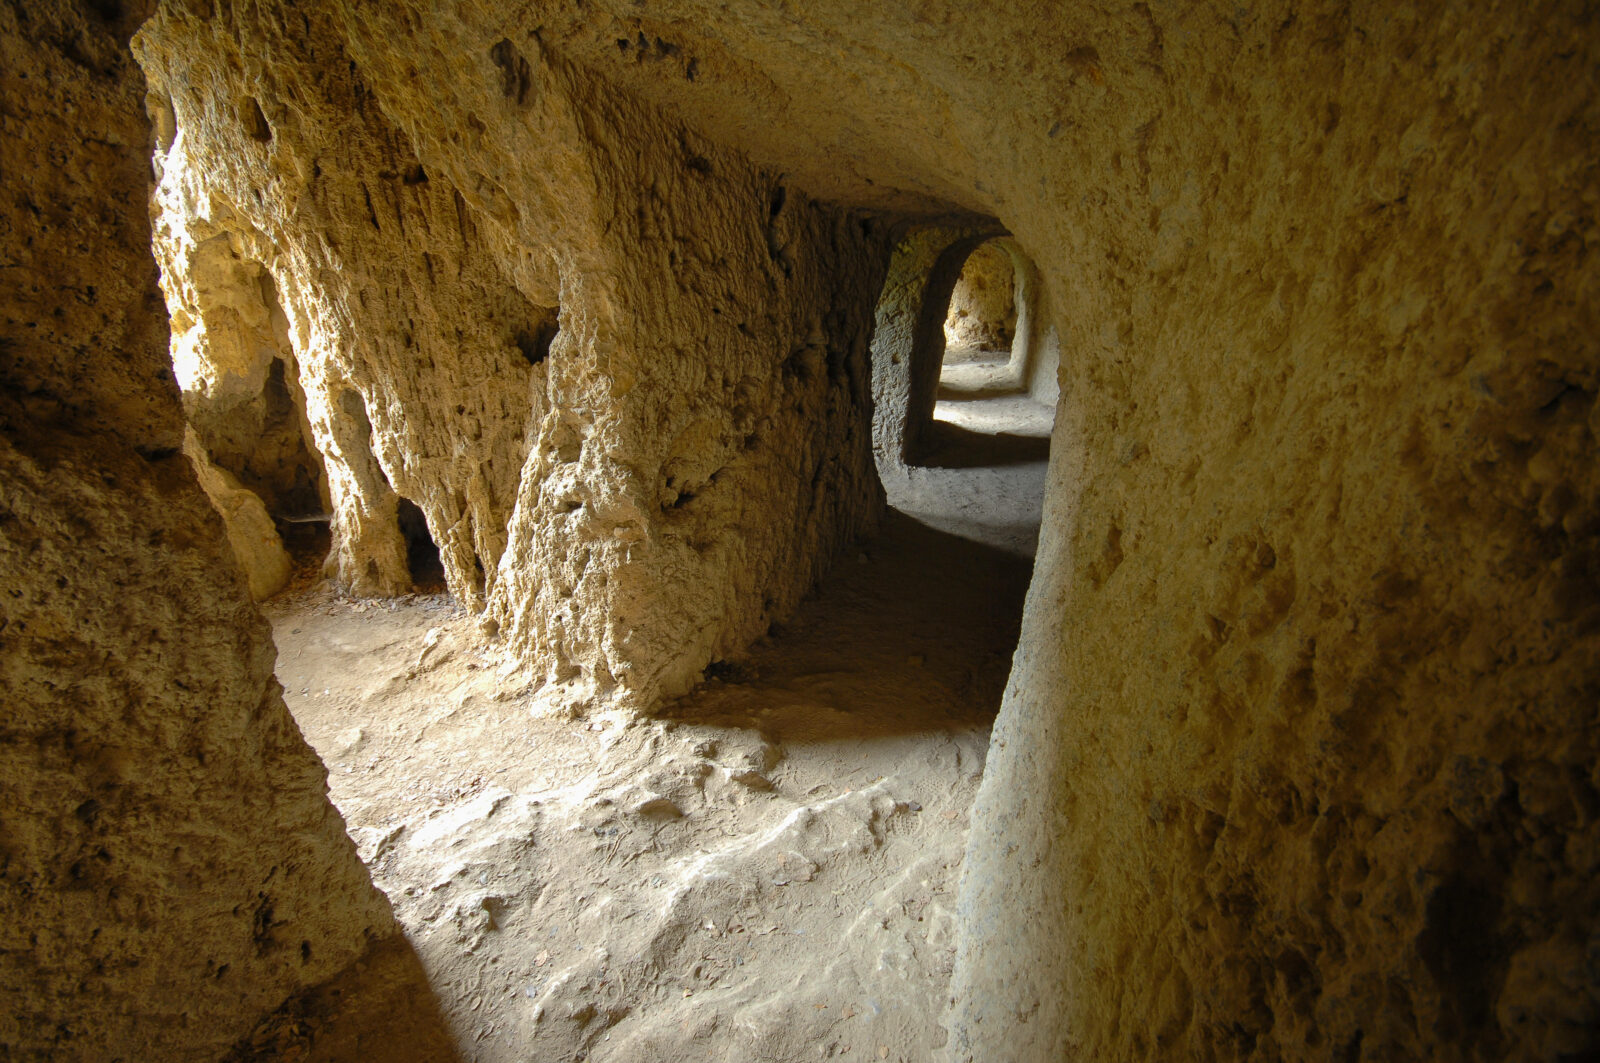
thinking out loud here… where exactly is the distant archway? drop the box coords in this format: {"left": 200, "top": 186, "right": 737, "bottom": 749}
{"left": 942, "top": 241, "right": 1016, "bottom": 360}
{"left": 870, "top": 228, "right": 1056, "bottom": 471}
{"left": 396, "top": 496, "right": 445, "bottom": 591}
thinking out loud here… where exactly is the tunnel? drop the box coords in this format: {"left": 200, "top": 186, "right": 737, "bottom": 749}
{"left": 2, "top": 3, "right": 1598, "bottom": 1062}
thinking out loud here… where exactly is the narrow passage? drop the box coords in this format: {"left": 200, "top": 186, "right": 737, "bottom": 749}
{"left": 265, "top": 399, "right": 1046, "bottom": 1062}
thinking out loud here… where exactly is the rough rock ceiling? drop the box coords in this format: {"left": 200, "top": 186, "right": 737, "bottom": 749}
{"left": 346, "top": 0, "right": 1134, "bottom": 221}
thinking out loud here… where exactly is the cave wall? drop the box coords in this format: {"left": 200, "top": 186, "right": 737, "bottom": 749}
{"left": 137, "top": 0, "right": 893, "bottom": 709}
{"left": 446, "top": 50, "right": 891, "bottom": 708}
{"left": 184, "top": 424, "right": 294, "bottom": 600}
{"left": 944, "top": 6, "right": 1600, "bottom": 1061}
{"left": 160, "top": 232, "right": 318, "bottom": 599}
{"left": 494, "top": 0, "right": 1600, "bottom": 1058}
{"left": 1026, "top": 315, "right": 1061, "bottom": 409}
{"left": 166, "top": 233, "right": 326, "bottom": 522}
{"left": 0, "top": 2, "right": 393, "bottom": 1058}
{"left": 870, "top": 226, "right": 999, "bottom": 470}
{"left": 138, "top": 5, "right": 551, "bottom": 606}
{"left": 1009, "top": 243, "right": 1059, "bottom": 407}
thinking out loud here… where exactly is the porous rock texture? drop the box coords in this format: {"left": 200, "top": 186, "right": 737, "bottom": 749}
{"left": 944, "top": 241, "right": 1017, "bottom": 354}
{"left": 165, "top": 233, "right": 327, "bottom": 524}
{"left": 137, "top": 0, "right": 891, "bottom": 709}
{"left": 139, "top": 7, "right": 548, "bottom": 607}
{"left": 0, "top": 2, "right": 392, "bottom": 1059}
{"left": 501, "top": 1, "right": 1599, "bottom": 1059}
{"left": 6, "top": 1, "right": 1600, "bottom": 1061}
{"left": 870, "top": 225, "right": 1000, "bottom": 468}
{"left": 184, "top": 425, "right": 294, "bottom": 600}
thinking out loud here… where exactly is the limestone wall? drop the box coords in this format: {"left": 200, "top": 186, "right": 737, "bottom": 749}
{"left": 1026, "top": 321, "right": 1061, "bottom": 408}
{"left": 509, "top": 1, "right": 1600, "bottom": 1058}
{"left": 0, "top": 2, "right": 392, "bottom": 1058}
{"left": 136, "top": 1, "right": 893, "bottom": 710}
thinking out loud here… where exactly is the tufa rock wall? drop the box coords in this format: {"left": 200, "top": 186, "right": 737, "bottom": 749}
{"left": 946, "top": 4, "right": 1600, "bottom": 1060}
{"left": 184, "top": 425, "right": 294, "bottom": 600}
{"left": 0, "top": 1, "right": 393, "bottom": 1059}
{"left": 328, "top": 5, "right": 896, "bottom": 710}
{"left": 1001, "top": 240, "right": 1056, "bottom": 404}
{"left": 138, "top": 0, "right": 893, "bottom": 710}
{"left": 166, "top": 234, "right": 327, "bottom": 522}
{"left": 500, "top": 0, "right": 1599, "bottom": 1057}
{"left": 139, "top": 4, "right": 549, "bottom": 607}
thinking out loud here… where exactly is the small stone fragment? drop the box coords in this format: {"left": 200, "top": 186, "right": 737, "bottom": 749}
{"left": 731, "top": 770, "right": 773, "bottom": 791}
{"left": 634, "top": 795, "right": 683, "bottom": 819}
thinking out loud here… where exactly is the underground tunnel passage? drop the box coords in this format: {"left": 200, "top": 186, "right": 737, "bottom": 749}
{"left": 926, "top": 239, "right": 1056, "bottom": 477}
{"left": 137, "top": 13, "right": 1049, "bottom": 1058}
{"left": 4, "top": 3, "right": 1599, "bottom": 1063}
{"left": 943, "top": 242, "right": 1017, "bottom": 360}
{"left": 203, "top": 214, "right": 1045, "bottom": 1063}
{"left": 871, "top": 230, "right": 1055, "bottom": 558}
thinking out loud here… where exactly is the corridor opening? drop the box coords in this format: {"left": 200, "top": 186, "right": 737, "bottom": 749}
{"left": 927, "top": 237, "right": 1055, "bottom": 464}
{"left": 941, "top": 240, "right": 1017, "bottom": 372}
{"left": 870, "top": 227, "right": 1057, "bottom": 558}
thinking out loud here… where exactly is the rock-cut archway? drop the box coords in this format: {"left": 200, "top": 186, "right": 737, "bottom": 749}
{"left": 870, "top": 229, "right": 1055, "bottom": 470}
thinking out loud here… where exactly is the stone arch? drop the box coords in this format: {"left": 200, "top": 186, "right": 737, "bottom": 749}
{"left": 936, "top": 236, "right": 1056, "bottom": 406}
{"left": 869, "top": 226, "right": 998, "bottom": 469}
{"left": 943, "top": 241, "right": 1017, "bottom": 355}
{"left": 870, "top": 228, "right": 1053, "bottom": 468}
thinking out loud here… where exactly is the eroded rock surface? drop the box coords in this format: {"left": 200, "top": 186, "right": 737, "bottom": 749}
{"left": 0, "top": 3, "right": 391, "bottom": 1058}
{"left": 943, "top": 242, "right": 1016, "bottom": 355}
{"left": 184, "top": 425, "right": 293, "bottom": 599}
{"left": 137, "top": 2, "right": 891, "bottom": 711}
{"left": 6, "top": 0, "right": 1598, "bottom": 1060}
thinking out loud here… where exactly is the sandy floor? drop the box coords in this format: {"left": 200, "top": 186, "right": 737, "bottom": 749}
{"left": 937, "top": 346, "right": 1025, "bottom": 399}
{"left": 262, "top": 391, "right": 1050, "bottom": 1062}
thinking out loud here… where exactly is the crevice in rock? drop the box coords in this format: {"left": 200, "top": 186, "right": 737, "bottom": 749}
{"left": 513, "top": 310, "right": 559, "bottom": 367}
{"left": 395, "top": 496, "right": 445, "bottom": 592}
{"left": 240, "top": 94, "right": 272, "bottom": 142}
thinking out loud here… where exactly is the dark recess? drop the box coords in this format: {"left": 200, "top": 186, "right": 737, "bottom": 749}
{"left": 396, "top": 498, "right": 445, "bottom": 591}
{"left": 514, "top": 320, "right": 559, "bottom": 366}
{"left": 241, "top": 96, "right": 272, "bottom": 143}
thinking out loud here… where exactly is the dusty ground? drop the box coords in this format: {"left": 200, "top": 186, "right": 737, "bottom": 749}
{"left": 936, "top": 345, "right": 1022, "bottom": 397}
{"left": 261, "top": 390, "right": 1050, "bottom": 1062}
